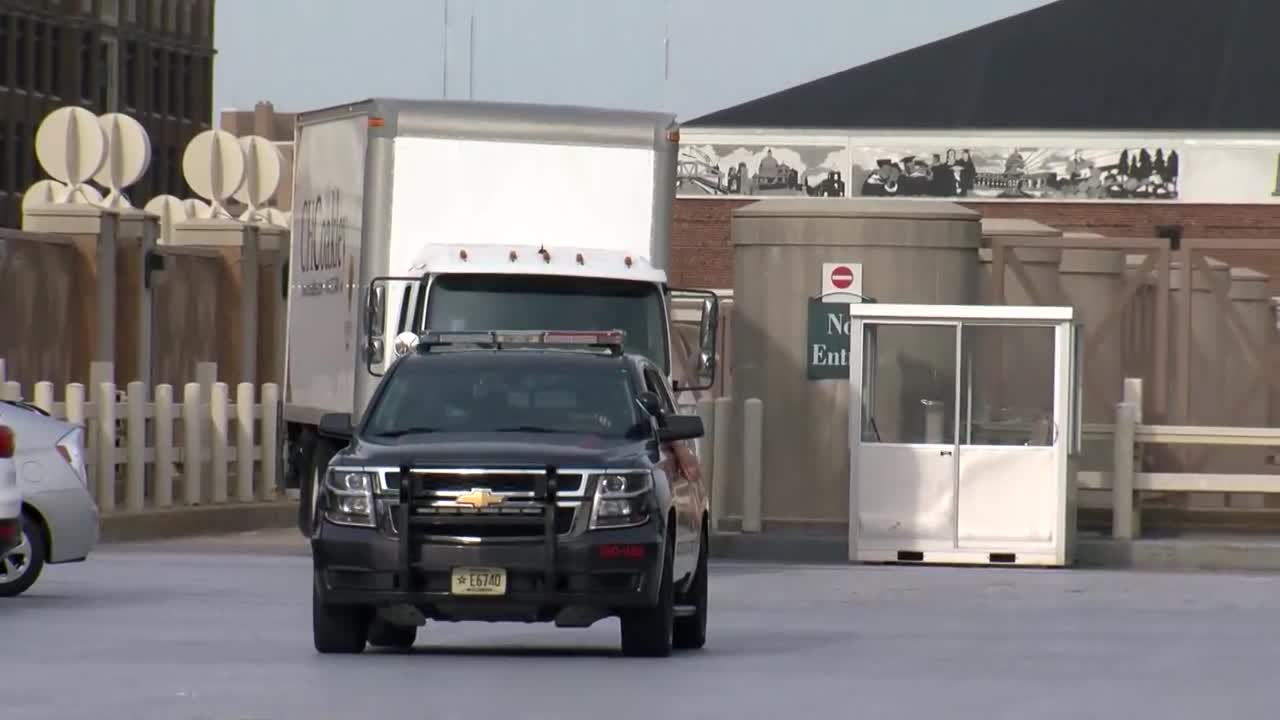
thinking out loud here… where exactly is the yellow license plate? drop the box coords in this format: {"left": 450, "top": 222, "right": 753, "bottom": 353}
{"left": 450, "top": 567, "right": 507, "bottom": 596}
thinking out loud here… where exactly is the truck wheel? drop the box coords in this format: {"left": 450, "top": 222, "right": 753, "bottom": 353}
{"left": 673, "top": 520, "right": 708, "bottom": 650}
{"left": 367, "top": 619, "right": 417, "bottom": 650}
{"left": 294, "top": 431, "right": 316, "bottom": 534}
{"left": 312, "top": 572, "right": 371, "bottom": 654}
{"left": 619, "top": 530, "right": 674, "bottom": 658}
{"left": 300, "top": 437, "right": 336, "bottom": 537}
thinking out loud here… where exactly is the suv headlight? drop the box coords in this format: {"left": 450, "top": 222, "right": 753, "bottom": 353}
{"left": 589, "top": 471, "right": 653, "bottom": 530}
{"left": 324, "top": 470, "right": 375, "bottom": 527}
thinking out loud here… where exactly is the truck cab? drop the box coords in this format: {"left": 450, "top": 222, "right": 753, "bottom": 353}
{"left": 365, "top": 242, "right": 718, "bottom": 400}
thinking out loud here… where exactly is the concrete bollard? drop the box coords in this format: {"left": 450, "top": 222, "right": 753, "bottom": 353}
{"left": 710, "top": 397, "right": 731, "bottom": 533}
{"left": 742, "top": 397, "right": 763, "bottom": 533}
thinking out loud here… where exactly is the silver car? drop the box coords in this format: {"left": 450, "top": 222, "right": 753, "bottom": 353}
{"left": 0, "top": 425, "right": 19, "bottom": 557}
{"left": 0, "top": 399, "right": 99, "bottom": 597}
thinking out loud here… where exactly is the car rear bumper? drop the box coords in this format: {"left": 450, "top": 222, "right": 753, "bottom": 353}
{"left": 313, "top": 518, "right": 666, "bottom": 621}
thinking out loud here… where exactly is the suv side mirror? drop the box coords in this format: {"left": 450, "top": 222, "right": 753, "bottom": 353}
{"left": 318, "top": 412, "right": 354, "bottom": 440}
{"left": 658, "top": 414, "right": 704, "bottom": 443}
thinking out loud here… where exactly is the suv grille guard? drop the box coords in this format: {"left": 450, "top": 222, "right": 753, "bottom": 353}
{"left": 396, "top": 462, "right": 564, "bottom": 597}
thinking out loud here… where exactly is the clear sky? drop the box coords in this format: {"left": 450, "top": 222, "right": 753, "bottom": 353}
{"left": 213, "top": 0, "right": 1055, "bottom": 122}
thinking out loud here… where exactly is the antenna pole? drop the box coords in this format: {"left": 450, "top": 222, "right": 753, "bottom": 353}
{"left": 662, "top": 0, "right": 671, "bottom": 111}
{"left": 442, "top": 0, "right": 450, "bottom": 99}
{"left": 469, "top": 11, "right": 476, "bottom": 100}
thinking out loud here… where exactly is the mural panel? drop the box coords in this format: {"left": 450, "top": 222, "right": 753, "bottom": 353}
{"left": 676, "top": 143, "right": 850, "bottom": 198}
{"left": 849, "top": 146, "right": 1181, "bottom": 200}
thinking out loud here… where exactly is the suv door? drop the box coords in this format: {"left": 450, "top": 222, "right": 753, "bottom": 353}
{"left": 642, "top": 366, "right": 699, "bottom": 577}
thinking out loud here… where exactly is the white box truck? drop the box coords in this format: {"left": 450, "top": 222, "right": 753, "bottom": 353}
{"left": 283, "top": 98, "right": 720, "bottom": 532}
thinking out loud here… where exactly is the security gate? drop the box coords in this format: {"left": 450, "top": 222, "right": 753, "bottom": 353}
{"left": 848, "top": 304, "right": 1080, "bottom": 567}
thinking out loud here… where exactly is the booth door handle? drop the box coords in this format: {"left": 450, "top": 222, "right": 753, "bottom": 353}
{"left": 939, "top": 450, "right": 953, "bottom": 457}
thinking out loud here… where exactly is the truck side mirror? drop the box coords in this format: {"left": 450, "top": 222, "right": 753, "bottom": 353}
{"left": 669, "top": 288, "right": 720, "bottom": 393}
{"left": 364, "top": 276, "right": 428, "bottom": 377}
{"left": 365, "top": 284, "right": 387, "bottom": 373}
{"left": 696, "top": 296, "right": 719, "bottom": 387}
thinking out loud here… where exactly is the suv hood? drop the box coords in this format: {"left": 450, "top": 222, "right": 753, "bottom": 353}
{"left": 339, "top": 432, "right": 653, "bottom": 470}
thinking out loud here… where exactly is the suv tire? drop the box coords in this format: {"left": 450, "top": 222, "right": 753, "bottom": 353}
{"left": 619, "top": 530, "right": 674, "bottom": 658}
{"left": 312, "top": 572, "right": 371, "bottom": 654}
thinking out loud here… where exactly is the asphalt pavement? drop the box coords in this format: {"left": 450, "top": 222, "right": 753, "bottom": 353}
{"left": 3, "top": 531, "right": 1279, "bottom": 719}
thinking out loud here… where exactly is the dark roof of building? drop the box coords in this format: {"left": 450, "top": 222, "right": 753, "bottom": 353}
{"left": 686, "top": 0, "right": 1280, "bottom": 131}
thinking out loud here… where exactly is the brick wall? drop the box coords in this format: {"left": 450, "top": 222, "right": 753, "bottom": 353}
{"left": 671, "top": 199, "right": 1280, "bottom": 288}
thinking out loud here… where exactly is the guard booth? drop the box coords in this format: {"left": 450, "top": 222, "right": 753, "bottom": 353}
{"left": 847, "top": 304, "right": 1081, "bottom": 567}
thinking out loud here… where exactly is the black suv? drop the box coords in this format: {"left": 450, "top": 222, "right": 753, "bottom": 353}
{"left": 310, "top": 331, "right": 710, "bottom": 657}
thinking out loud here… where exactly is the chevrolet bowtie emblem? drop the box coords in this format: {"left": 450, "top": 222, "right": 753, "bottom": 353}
{"left": 456, "top": 488, "right": 504, "bottom": 509}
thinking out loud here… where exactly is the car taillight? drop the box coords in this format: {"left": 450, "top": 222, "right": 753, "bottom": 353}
{"left": 0, "top": 426, "right": 14, "bottom": 459}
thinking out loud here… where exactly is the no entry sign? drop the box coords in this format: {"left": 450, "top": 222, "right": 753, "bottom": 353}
{"left": 820, "top": 262, "right": 863, "bottom": 303}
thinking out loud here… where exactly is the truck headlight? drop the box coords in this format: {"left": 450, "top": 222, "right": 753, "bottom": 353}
{"left": 324, "top": 471, "right": 375, "bottom": 527}
{"left": 589, "top": 472, "right": 653, "bottom": 530}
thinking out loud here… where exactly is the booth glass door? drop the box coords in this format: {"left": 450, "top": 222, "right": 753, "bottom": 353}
{"left": 855, "top": 321, "right": 961, "bottom": 552}
{"left": 956, "top": 322, "right": 1064, "bottom": 549}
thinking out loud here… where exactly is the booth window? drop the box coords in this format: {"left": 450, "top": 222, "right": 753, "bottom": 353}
{"left": 860, "top": 323, "right": 957, "bottom": 445}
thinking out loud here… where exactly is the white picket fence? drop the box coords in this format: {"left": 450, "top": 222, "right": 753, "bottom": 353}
{"left": 0, "top": 374, "right": 280, "bottom": 515}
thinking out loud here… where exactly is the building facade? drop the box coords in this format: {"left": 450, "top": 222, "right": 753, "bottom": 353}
{"left": 671, "top": 0, "right": 1280, "bottom": 289}
{"left": 0, "top": 0, "right": 216, "bottom": 227}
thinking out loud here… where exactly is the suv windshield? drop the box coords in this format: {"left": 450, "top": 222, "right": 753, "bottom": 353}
{"left": 362, "top": 357, "right": 645, "bottom": 439}
{"left": 424, "top": 274, "right": 669, "bottom": 374}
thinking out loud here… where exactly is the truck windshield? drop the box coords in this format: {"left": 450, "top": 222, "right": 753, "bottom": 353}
{"left": 362, "top": 360, "right": 645, "bottom": 439}
{"left": 424, "top": 274, "right": 668, "bottom": 373}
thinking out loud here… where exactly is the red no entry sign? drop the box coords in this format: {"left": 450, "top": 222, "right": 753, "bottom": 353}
{"left": 830, "top": 265, "right": 855, "bottom": 289}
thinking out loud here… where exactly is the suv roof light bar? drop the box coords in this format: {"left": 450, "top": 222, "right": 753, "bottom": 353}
{"left": 417, "top": 329, "right": 627, "bottom": 355}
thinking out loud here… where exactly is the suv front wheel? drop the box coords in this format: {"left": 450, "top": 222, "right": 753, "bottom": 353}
{"left": 312, "top": 572, "right": 371, "bottom": 654}
{"left": 619, "top": 530, "right": 675, "bottom": 657}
